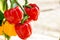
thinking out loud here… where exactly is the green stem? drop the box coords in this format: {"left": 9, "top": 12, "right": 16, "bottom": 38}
{"left": 21, "top": 15, "right": 28, "bottom": 24}
{"left": 10, "top": 0, "right": 13, "bottom": 8}
{"left": 25, "top": 0, "right": 28, "bottom": 5}
{"left": 23, "top": 0, "right": 32, "bottom": 8}
{"left": 23, "top": 5, "right": 32, "bottom": 8}
{"left": 3, "top": 0, "right": 8, "bottom": 11}
{"left": 5, "top": 35, "right": 10, "bottom": 40}
{"left": 3, "top": 32, "right": 10, "bottom": 40}
{"left": 15, "top": 0, "right": 26, "bottom": 14}
{"left": 6, "top": 0, "right": 8, "bottom": 10}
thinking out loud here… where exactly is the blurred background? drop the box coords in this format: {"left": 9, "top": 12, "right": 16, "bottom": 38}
{"left": 0, "top": 0, "right": 60, "bottom": 40}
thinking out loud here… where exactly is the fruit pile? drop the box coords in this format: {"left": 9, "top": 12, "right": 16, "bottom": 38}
{"left": 0, "top": 0, "right": 39, "bottom": 40}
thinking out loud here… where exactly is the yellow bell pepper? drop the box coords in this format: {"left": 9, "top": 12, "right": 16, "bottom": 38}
{"left": 3, "top": 21, "right": 17, "bottom": 36}
{"left": 0, "top": 26, "right": 3, "bottom": 35}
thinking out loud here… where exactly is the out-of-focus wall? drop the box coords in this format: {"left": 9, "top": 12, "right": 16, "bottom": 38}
{"left": 29, "top": 0, "right": 60, "bottom": 11}
{"left": 18, "top": 0, "right": 60, "bottom": 11}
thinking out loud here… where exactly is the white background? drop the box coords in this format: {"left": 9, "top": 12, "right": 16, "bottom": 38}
{"left": 0, "top": 0, "right": 60, "bottom": 40}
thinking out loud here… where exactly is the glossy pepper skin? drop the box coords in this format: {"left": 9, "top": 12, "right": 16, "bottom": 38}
{"left": 4, "top": 6, "right": 23, "bottom": 24}
{"left": 15, "top": 21, "right": 32, "bottom": 39}
{"left": 24, "top": 4, "right": 39, "bottom": 21}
